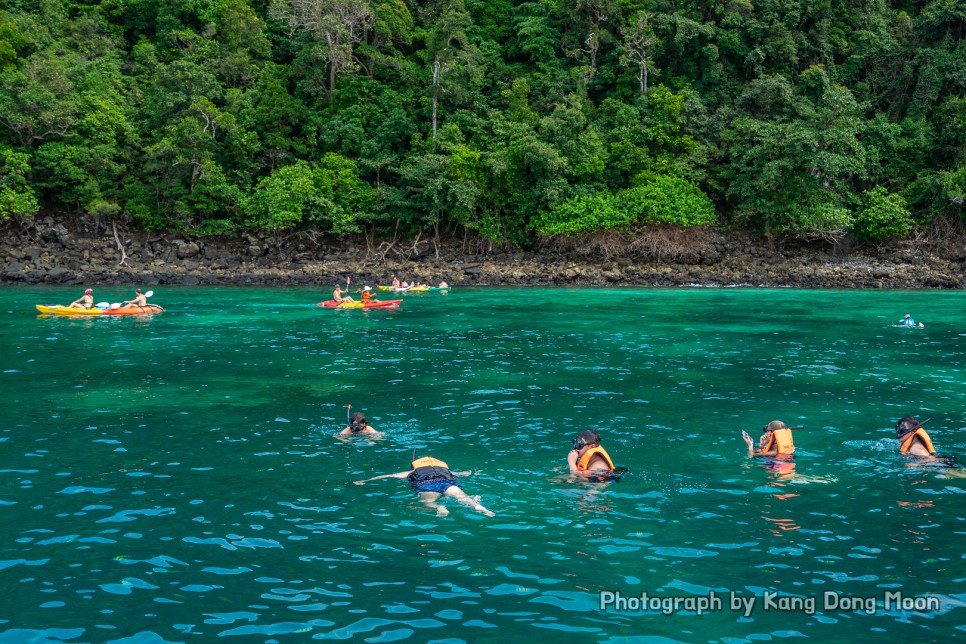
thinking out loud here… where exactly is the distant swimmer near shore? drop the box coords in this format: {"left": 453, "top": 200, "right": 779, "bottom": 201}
{"left": 897, "top": 313, "right": 924, "bottom": 328}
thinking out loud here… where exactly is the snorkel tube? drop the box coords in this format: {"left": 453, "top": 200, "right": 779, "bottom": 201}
{"left": 896, "top": 417, "right": 931, "bottom": 439}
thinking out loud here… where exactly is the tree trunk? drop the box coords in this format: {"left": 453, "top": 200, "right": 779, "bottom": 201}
{"left": 432, "top": 54, "right": 441, "bottom": 140}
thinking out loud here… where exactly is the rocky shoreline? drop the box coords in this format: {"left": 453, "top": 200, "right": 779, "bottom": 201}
{"left": 2, "top": 216, "right": 965, "bottom": 289}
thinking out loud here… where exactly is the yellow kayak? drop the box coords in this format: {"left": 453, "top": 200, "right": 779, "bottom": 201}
{"left": 36, "top": 305, "right": 104, "bottom": 316}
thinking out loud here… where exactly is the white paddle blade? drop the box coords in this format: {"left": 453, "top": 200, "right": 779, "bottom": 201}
{"left": 110, "top": 303, "right": 121, "bottom": 309}
{"left": 95, "top": 302, "right": 110, "bottom": 308}
{"left": 144, "top": 290, "right": 154, "bottom": 297}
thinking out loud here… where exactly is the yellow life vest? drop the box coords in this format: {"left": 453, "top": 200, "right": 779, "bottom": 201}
{"left": 761, "top": 428, "right": 795, "bottom": 456}
{"left": 899, "top": 428, "right": 936, "bottom": 455}
{"left": 576, "top": 445, "right": 615, "bottom": 472}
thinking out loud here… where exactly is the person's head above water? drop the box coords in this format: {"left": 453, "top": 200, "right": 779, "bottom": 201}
{"left": 349, "top": 411, "right": 367, "bottom": 432}
{"left": 763, "top": 420, "right": 787, "bottom": 432}
{"left": 895, "top": 416, "right": 925, "bottom": 438}
{"left": 572, "top": 428, "right": 602, "bottom": 451}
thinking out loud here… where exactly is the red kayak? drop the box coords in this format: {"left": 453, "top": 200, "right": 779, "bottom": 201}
{"left": 102, "top": 304, "right": 165, "bottom": 315}
{"left": 317, "top": 299, "right": 401, "bottom": 309}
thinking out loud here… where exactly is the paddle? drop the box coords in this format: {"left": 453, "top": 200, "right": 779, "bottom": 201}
{"left": 95, "top": 301, "right": 110, "bottom": 308}
{"left": 347, "top": 404, "right": 352, "bottom": 426}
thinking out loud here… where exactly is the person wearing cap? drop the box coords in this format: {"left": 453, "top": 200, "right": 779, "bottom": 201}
{"left": 354, "top": 452, "right": 495, "bottom": 517}
{"left": 69, "top": 288, "right": 94, "bottom": 308}
{"left": 742, "top": 420, "right": 796, "bottom": 458}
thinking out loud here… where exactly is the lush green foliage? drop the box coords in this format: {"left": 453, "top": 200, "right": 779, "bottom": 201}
{"left": 853, "top": 187, "right": 914, "bottom": 242}
{"left": 0, "top": 0, "right": 962, "bottom": 245}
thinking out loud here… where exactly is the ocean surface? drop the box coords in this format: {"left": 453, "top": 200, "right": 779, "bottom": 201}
{"left": 1, "top": 285, "right": 964, "bottom": 643}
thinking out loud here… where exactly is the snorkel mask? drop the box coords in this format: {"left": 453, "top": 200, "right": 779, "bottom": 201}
{"left": 896, "top": 417, "right": 930, "bottom": 439}
{"left": 572, "top": 428, "right": 601, "bottom": 451}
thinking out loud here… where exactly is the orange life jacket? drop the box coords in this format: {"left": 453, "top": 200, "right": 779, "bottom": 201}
{"left": 761, "top": 428, "right": 795, "bottom": 456}
{"left": 361, "top": 290, "right": 371, "bottom": 303}
{"left": 899, "top": 428, "right": 936, "bottom": 455}
{"left": 576, "top": 445, "right": 615, "bottom": 472}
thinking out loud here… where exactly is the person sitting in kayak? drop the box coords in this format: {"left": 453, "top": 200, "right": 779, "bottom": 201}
{"left": 360, "top": 286, "right": 376, "bottom": 304}
{"left": 123, "top": 288, "right": 148, "bottom": 307}
{"left": 568, "top": 429, "right": 616, "bottom": 480}
{"left": 742, "top": 420, "right": 796, "bottom": 458}
{"left": 69, "top": 288, "right": 94, "bottom": 308}
{"left": 391, "top": 276, "right": 401, "bottom": 289}
{"left": 333, "top": 285, "right": 354, "bottom": 303}
{"left": 438, "top": 280, "right": 449, "bottom": 289}
{"left": 354, "top": 450, "right": 495, "bottom": 517}
{"left": 339, "top": 411, "right": 380, "bottom": 437}
{"left": 896, "top": 416, "right": 936, "bottom": 458}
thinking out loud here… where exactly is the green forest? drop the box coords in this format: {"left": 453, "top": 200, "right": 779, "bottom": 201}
{"left": 0, "top": 0, "right": 964, "bottom": 248}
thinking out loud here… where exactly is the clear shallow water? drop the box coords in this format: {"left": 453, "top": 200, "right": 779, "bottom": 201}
{"left": 1, "top": 285, "right": 964, "bottom": 642}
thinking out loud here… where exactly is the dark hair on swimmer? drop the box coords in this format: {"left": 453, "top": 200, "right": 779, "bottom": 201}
{"left": 349, "top": 411, "right": 367, "bottom": 433}
{"left": 763, "top": 420, "right": 787, "bottom": 432}
{"left": 572, "top": 428, "right": 602, "bottom": 451}
{"left": 895, "top": 416, "right": 929, "bottom": 438}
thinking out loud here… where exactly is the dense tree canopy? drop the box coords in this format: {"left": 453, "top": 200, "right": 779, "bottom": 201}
{"left": 0, "top": 0, "right": 963, "bottom": 246}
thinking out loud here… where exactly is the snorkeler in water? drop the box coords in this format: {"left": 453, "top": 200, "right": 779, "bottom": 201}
{"left": 896, "top": 416, "right": 935, "bottom": 457}
{"left": 354, "top": 450, "right": 495, "bottom": 517}
{"left": 339, "top": 411, "right": 380, "bottom": 437}
{"left": 742, "top": 420, "right": 797, "bottom": 459}
{"left": 568, "top": 429, "right": 619, "bottom": 481}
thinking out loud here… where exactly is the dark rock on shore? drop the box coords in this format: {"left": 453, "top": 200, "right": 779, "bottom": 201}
{"left": 2, "top": 216, "right": 964, "bottom": 289}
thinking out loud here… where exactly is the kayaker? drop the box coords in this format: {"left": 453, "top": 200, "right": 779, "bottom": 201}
{"left": 69, "top": 288, "right": 94, "bottom": 308}
{"left": 339, "top": 411, "right": 380, "bottom": 436}
{"left": 391, "top": 276, "right": 401, "bottom": 289}
{"left": 360, "top": 286, "right": 375, "bottom": 304}
{"left": 333, "top": 285, "right": 355, "bottom": 303}
{"left": 123, "top": 288, "right": 148, "bottom": 307}
{"left": 354, "top": 450, "right": 495, "bottom": 517}
{"left": 568, "top": 429, "right": 617, "bottom": 480}
{"left": 438, "top": 280, "right": 449, "bottom": 289}
{"left": 742, "top": 420, "right": 795, "bottom": 458}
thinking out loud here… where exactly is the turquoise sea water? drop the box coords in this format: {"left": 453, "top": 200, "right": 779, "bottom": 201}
{"left": 1, "top": 285, "right": 964, "bottom": 643}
